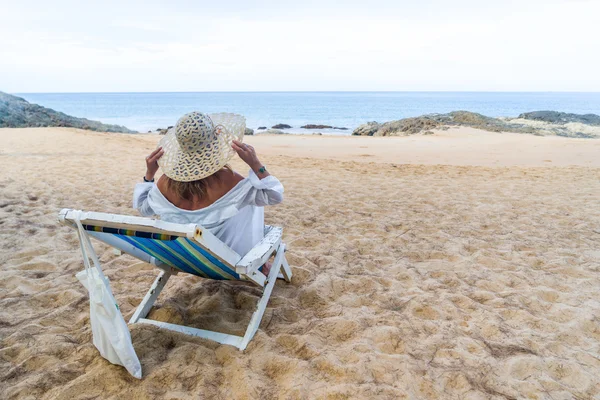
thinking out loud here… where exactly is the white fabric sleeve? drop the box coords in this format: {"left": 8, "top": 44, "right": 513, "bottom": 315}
{"left": 132, "top": 183, "right": 156, "bottom": 217}
{"left": 245, "top": 169, "right": 284, "bottom": 206}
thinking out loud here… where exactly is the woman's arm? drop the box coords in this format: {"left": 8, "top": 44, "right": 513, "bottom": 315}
{"left": 133, "top": 147, "right": 164, "bottom": 216}
{"left": 232, "top": 140, "right": 270, "bottom": 179}
{"left": 145, "top": 147, "right": 164, "bottom": 181}
{"left": 246, "top": 169, "right": 284, "bottom": 206}
{"left": 133, "top": 182, "right": 156, "bottom": 216}
{"left": 232, "top": 140, "right": 283, "bottom": 206}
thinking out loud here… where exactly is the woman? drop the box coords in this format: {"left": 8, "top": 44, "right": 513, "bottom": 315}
{"left": 133, "top": 112, "right": 284, "bottom": 273}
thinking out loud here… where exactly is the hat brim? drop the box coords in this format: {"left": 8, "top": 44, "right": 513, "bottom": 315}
{"left": 157, "top": 113, "right": 245, "bottom": 182}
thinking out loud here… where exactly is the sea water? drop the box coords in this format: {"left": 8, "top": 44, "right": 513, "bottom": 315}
{"left": 17, "top": 92, "right": 600, "bottom": 134}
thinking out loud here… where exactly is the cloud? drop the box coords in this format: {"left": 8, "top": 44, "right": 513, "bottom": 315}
{"left": 0, "top": 0, "right": 599, "bottom": 92}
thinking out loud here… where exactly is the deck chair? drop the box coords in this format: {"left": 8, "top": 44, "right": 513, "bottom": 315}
{"left": 59, "top": 208, "right": 292, "bottom": 351}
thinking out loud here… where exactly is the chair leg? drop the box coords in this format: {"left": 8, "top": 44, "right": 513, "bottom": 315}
{"left": 129, "top": 269, "right": 172, "bottom": 324}
{"left": 239, "top": 243, "right": 286, "bottom": 350}
{"left": 280, "top": 254, "right": 292, "bottom": 282}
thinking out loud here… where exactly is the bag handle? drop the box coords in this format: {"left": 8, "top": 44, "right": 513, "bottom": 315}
{"left": 73, "top": 210, "right": 109, "bottom": 283}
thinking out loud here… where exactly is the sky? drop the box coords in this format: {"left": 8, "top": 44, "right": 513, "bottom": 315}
{"left": 0, "top": 0, "right": 599, "bottom": 93}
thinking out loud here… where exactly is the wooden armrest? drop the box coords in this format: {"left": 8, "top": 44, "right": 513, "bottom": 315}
{"left": 236, "top": 226, "right": 283, "bottom": 274}
{"left": 264, "top": 225, "right": 274, "bottom": 236}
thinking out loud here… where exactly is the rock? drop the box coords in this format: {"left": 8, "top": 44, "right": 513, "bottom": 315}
{"left": 375, "top": 116, "right": 442, "bottom": 136}
{"left": 152, "top": 127, "right": 171, "bottom": 134}
{"left": 354, "top": 112, "right": 508, "bottom": 136}
{"left": 423, "top": 131, "right": 434, "bottom": 135}
{"left": 301, "top": 124, "right": 332, "bottom": 129}
{"left": 300, "top": 124, "right": 349, "bottom": 130}
{"left": 353, "top": 110, "right": 600, "bottom": 138}
{"left": 257, "top": 126, "right": 267, "bottom": 130}
{"left": 272, "top": 124, "right": 292, "bottom": 129}
{"left": 260, "top": 129, "right": 286, "bottom": 134}
{"left": 0, "top": 91, "right": 136, "bottom": 133}
{"left": 518, "top": 111, "right": 600, "bottom": 126}
{"left": 313, "top": 132, "right": 323, "bottom": 135}
{"left": 444, "top": 111, "right": 506, "bottom": 132}
{"left": 244, "top": 127, "right": 254, "bottom": 135}
{"left": 352, "top": 121, "right": 381, "bottom": 136}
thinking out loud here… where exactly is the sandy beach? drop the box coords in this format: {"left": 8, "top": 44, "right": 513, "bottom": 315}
{"left": 1, "top": 127, "right": 599, "bottom": 399}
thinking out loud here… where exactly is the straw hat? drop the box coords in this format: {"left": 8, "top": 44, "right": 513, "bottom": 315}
{"left": 157, "top": 112, "right": 246, "bottom": 182}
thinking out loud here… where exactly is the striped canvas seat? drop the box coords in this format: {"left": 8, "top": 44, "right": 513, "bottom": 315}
{"left": 60, "top": 209, "right": 292, "bottom": 352}
{"left": 81, "top": 224, "right": 240, "bottom": 280}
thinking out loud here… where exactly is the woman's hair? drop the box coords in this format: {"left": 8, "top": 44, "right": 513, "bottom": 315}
{"left": 166, "top": 165, "right": 232, "bottom": 201}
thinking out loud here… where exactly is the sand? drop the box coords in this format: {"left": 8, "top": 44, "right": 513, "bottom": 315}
{"left": 249, "top": 127, "right": 600, "bottom": 168}
{"left": 1, "top": 127, "right": 599, "bottom": 399}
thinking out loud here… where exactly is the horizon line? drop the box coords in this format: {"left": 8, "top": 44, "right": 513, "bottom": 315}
{"left": 12, "top": 90, "right": 600, "bottom": 95}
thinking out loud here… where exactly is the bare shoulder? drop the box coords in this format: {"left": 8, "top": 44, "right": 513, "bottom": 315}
{"left": 157, "top": 174, "right": 168, "bottom": 192}
{"left": 217, "top": 168, "right": 244, "bottom": 190}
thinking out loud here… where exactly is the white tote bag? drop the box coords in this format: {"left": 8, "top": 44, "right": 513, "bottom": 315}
{"left": 74, "top": 214, "right": 142, "bottom": 379}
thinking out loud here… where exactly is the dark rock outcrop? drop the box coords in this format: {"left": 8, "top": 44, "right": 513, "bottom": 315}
{"left": 302, "top": 124, "right": 332, "bottom": 129}
{"left": 301, "top": 124, "right": 348, "bottom": 130}
{"left": 245, "top": 127, "right": 254, "bottom": 135}
{"left": 157, "top": 126, "right": 173, "bottom": 134}
{"left": 375, "top": 116, "right": 443, "bottom": 136}
{"left": 352, "top": 121, "right": 381, "bottom": 136}
{"left": 0, "top": 91, "right": 136, "bottom": 133}
{"left": 518, "top": 111, "right": 600, "bottom": 126}
{"left": 352, "top": 112, "right": 510, "bottom": 136}
{"left": 272, "top": 124, "right": 292, "bottom": 129}
{"left": 352, "top": 110, "right": 599, "bottom": 138}
{"left": 257, "top": 126, "right": 267, "bottom": 130}
{"left": 442, "top": 111, "right": 506, "bottom": 132}
{"left": 151, "top": 126, "right": 173, "bottom": 134}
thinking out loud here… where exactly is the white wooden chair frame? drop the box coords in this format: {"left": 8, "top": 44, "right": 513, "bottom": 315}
{"left": 59, "top": 209, "right": 292, "bottom": 351}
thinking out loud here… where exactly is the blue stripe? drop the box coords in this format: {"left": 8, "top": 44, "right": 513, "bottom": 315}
{"left": 120, "top": 235, "right": 204, "bottom": 277}
{"left": 119, "top": 235, "right": 181, "bottom": 269}
{"left": 168, "top": 239, "right": 224, "bottom": 280}
{"left": 185, "top": 239, "right": 240, "bottom": 278}
{"left": 108, "top": 234, "right": 239, "bottom": 281}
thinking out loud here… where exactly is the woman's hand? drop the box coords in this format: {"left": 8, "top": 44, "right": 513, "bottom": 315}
{"left": 232, "top": 140, "right": 260, "bottom": 168}
{"left": 232, "top": 140, "right": 269, "bottom": 177}
{"left": 145, "top": 147, "right": 164, "bottom": 181}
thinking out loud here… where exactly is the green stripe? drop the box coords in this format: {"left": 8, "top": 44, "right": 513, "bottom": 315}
{"left": 154, "top": 240, "right": 212, "bottom": 278}
{"left": 176, "top": 238, "right": 236, "bottom": 280}
{"left": 125, "top": 237, "right": 175, "bottom": 268}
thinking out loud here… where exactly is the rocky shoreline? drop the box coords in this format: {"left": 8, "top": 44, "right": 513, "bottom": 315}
{"left": 250, "top": 111, "right": 600, "bottom": 138}
{"left": 256, "top": 124, "right": 349, "bottom": 132}
{"left": 351, "top": 111, "right": 600, "bottom": 138}
{"left": 0, "top": 91, "right": 135, "bottom": 133}
{"left": 2, "top": 90, "right": 598, "bottom": 138}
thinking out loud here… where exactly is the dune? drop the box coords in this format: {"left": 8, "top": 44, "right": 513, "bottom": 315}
{"left": 1, "top": 127, "right": 599, "bottom": 399}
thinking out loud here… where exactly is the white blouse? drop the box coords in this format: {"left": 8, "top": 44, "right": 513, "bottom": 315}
{"left": 132, "top": 170, "right": 284, "bottom": 257}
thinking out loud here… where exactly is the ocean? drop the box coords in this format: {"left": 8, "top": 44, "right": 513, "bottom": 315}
{"left": 16, "top": 92, "right": 600, "bottom": 134}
